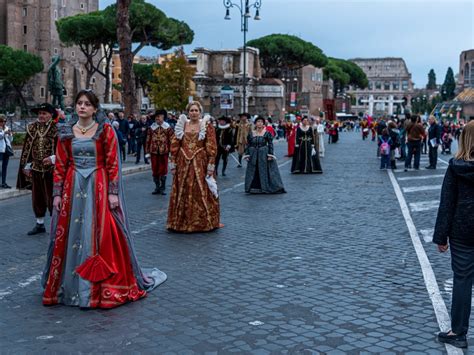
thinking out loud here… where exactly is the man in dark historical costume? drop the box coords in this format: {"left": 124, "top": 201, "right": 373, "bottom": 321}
{"left": 291, "top": 116, "right": 323, "bottom": 173}
{"left": 234, "top": 112, "right": 252, "bottom": 167}
{"left": 145, "top": 109, "right": 175, "bottom": 195}
{"left": 215, "top": 116, "right": 234, "bottom": 176}
{"left": 17, "top": 103, "right": 58, "bottom": 235}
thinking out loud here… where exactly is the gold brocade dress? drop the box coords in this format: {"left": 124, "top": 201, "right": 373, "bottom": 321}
{"left": 166, "top": 122, "right": 220, "bottom": 232}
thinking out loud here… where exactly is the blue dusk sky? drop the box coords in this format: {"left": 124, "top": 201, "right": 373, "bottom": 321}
{"left": 99, "top": 0, "right": 474, "bottom": 88}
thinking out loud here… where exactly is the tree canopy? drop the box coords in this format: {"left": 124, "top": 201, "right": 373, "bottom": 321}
{"left": 56, "top": 11, "right": 116, "bottom": 100}
{"left": 150, "top": 50, "right": 195, "bottom": 111}
{"left": 328, "top": 58, "right": 368, "bottom": 89}
{"left": 441, "top": 67, "right": 456, "bottom": 100}
{"left": 247, "top": 34, "right": 328, "bottom": 78}
{"left": 427, "top": 69, "right": 436, "bottom": 90}
{"left": 103, "top": 0, "right": 194, "bottom": 56}
{"left": 323, "top": 59, "right": 350, "bottom": 88}
{"left": 134, "top": 63, "right": 160, "bottom": 94}
{"left": 0, "top": 45, "right": 44, "bottom": 107}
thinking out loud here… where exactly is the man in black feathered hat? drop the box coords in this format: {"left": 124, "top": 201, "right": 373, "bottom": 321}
{"left": 215, "top": 116, "right": 234, "bottom": 176}
{"left": 17, "top": 103, "right": 58, "bottom": 235}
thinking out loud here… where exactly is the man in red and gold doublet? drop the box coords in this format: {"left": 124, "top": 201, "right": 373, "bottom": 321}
{"left": 145, "top": 110, "right": 175, "bottom": 195}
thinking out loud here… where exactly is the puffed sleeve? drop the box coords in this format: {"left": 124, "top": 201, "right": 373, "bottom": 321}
{"left": 103, "top": 123, "right": 120, "bottom": 195}
{"left": 205, "top": 123, "right": 217, "bottom": 171}
{"left": 53, "top": 139, "right": 70, "bottom": 197}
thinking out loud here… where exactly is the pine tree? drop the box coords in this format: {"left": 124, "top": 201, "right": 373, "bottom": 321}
{"left": 426, "top": 69, "right": 436, "bottom": 90}
{"left": 441, "top": 67, "right": 456, "bottom": 100}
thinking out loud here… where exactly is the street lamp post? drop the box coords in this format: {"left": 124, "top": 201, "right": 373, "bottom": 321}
{"left": 223, "top": 0, "right": 262, "bottom": 114}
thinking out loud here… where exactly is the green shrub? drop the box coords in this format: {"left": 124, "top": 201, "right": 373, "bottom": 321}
{"left": 12, "top": 132, "right": 26, "bottom": 147}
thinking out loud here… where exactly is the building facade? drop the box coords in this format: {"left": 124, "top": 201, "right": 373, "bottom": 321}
{"left": 0, "top": 0, "right": 103, "bottom": 108}
{"left": 193, "top": 47, "right": 285, "bottom": 119}
{"left": 459, "top": 49, "right": 474, "bottom": 90}
{"left": 346, "top": 57, "right": 414, "bottom": 116}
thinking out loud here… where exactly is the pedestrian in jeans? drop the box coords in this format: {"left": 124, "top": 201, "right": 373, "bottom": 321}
{"left": 433, "top": 120, "right": 474, "bottom": 349}
{"left": 426, "top": 115, "right": 441, "bottom": 169}
{"left": 378, "top": 128, "right": 392, "bottom": 169}
{"left": 404, "top": 115, "right": 425, "bottom": 171}
{"left": 0, "top": 114, "right": 13, "bottom": 188}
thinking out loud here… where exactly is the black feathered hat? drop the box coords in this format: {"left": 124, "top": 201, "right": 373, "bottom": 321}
{"left": 153, "top": 109, "right": 168, "bottom": 120}
{"left": 254, "top": 115, "right": 266, "bottom": 124}
{"left": 31, "top": 103, "right": 58, "bottom": 118}
{"left": 218, "top": 115, "right": 231, "bottom": 124}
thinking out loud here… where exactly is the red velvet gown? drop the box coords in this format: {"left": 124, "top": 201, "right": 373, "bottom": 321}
{"left": 287, "top": 124, "right": 297, "bottom": 157}
{"left": 43, "top": 122, "right": 165, "bottom": 309}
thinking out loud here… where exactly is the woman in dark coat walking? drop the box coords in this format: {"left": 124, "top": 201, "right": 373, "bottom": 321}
{"left": 433, "top": 120, "right": 474, "bottom": 349}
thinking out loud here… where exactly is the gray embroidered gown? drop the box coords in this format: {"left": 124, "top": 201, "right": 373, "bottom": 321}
{"left": 244, "top": 130, "right": 286, "bottom": 194}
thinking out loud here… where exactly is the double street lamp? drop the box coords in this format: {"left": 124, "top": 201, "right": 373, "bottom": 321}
{"left": 223, "top": 0, "right": 262, "bottom": 113}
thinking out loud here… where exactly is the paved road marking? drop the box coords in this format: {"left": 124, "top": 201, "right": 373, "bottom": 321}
{"left": 393, "top": 165, "right": 447, "bottom": 173}
{"left": 419, "top": 229, "right": 435, "bottom": 243}
{"left": 397, "top": 174, "right": 445, "bottom": 181}
{"left": 387, "top": 169, "right": 462, "bottom": 355}
{"left": 402, "top": 185, "right": 442, "bottom": 193}
{"left": 409, "top": 200, "right": 439, "bottom": 212}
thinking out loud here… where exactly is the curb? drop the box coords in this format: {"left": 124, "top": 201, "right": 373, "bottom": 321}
{"left": 0, "top": 164, "right": 152, "bottom": 201}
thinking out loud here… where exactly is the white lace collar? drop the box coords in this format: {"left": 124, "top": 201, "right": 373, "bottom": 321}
{"left": 151, "top": 121, "right": 170, "bottom": 130}
{"left": 175, "top": 114, "right": 209, "bottom": 141}
{"left": 300, "top": 125, "right": 310, "bottom": 132}
{"left": 218, "top": 123, "right": 230, "bottom": 129}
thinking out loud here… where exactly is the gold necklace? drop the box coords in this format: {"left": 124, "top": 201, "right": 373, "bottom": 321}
{"left": 76, "top": 121, "right": 96, "bottom": 134}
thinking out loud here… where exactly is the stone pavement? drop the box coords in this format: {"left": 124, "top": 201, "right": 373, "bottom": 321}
{"left": 0, "top": 132, "right": 465, "bottom": 353}
{"left": 0, "top": 153, "right": 151, "bottom": 201}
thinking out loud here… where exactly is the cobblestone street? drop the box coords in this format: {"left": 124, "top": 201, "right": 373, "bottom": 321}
{"left": 0, "top": 132, "right": 468, "bottom": 353}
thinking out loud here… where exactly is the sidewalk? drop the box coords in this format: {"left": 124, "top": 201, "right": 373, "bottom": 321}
{"left": 0, "top": 152, "right": 151, "bottom": 201}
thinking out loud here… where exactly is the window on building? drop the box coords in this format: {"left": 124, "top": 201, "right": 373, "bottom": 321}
{"left": 40, "top": 87, "right": 45, "bottom": 98}
{"left": 23, "top": 44, "right": 28, "bottom": 52}
{"left": 368, "top": 66, "right": 372, "bottom": 70}
{"left": 54, "top": 10, "right": 58, "bottom": 19}
{"left": 62, "top": 0, "right": 66, "bottom": 7}
{"left": 64, "top": 89, "right": 68, "bottom": 96}
{"left": 54, "top": 48, "right": 58, "bottom": 55}
{"left": 384, "top": 82, "right": 390, "bottom": 91}
{"left": 80, "top": 3, "right": 85, "bottom": 10}
{"left": 92, "top": 77, "right": 96, "bottom": 84}
{"left": 112, "top": 73, "right": 115, "bottom": 79}
{"left": 392, "top": 81, "right": 400, "bottom": 90}
{"left": 118, "top": 73, "right": 121, "bottom": 79}
{"left": 71, "top": 50, "right": 75, "bottom": 57}
{"left": 368, "top": 82, "right": 373, "bottom": 90}
{"left": 63, "top": 68, "right": 66, "bottom": 74}
{"left": 402, "top": 80, "right": 409, "bottom": 90}
{"left": 23, "top": 26, "right": 27, "bottom": 34}
{"left": 465, "top": 63, "right": 470, "bottom": 83}
{"left": 375, "top": 81, "right": 382, "bottom": 90}
{"left": 23, "top": 7, "right": 27, "bottom": 17}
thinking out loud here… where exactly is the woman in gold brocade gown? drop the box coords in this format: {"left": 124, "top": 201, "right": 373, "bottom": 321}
{"left": 166, "top": 102, "right": 221, "bottom": 233}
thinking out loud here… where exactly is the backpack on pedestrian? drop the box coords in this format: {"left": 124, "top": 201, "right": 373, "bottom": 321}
{"left": 379, "top": 137, "right": 391, "bottom": 156}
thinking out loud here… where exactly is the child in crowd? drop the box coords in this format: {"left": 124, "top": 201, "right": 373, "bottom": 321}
{"left": 378, "top": 128, "right": 392, "bottom": 170}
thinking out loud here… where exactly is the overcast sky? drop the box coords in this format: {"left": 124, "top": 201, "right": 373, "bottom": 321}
{"left": 100, "top": 0, "right": 473, "bottom": 88}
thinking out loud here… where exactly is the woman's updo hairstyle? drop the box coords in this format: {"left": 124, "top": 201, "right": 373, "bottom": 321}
{"left": 186, "top": 101, "right": 203, "bottom": 113}
{"left": 75, "top": 89, "right": 100, "bottom": 109}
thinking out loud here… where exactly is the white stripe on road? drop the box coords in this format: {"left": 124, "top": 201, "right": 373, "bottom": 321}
{"left": 397, "top": 174, "right": 445, "bottom": 181}
{"left": 402, "top": 185, "right": 441, "bottom": 193}
{"left": 387, "top": 169, "right": 462, "bottom": 355}
{"left": 409, "top": 200, "right": 439, "bottom": 212}
{"left": 393, "top": 165, "right": 447, "bottom": 173}
{"left": 419, "top": 228, "right": 435, "bottom": 243}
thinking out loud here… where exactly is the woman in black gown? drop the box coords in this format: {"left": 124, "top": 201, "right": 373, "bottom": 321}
{"left": 291, "top": 117, "right": 323, "bottom": 174}
{"left": 244, "top": 116, "right": 285, "bottom": 194}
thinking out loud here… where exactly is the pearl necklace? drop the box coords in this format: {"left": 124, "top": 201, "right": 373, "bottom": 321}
{"left": 76, "top": 120, "right": 96, "bottom": 134}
